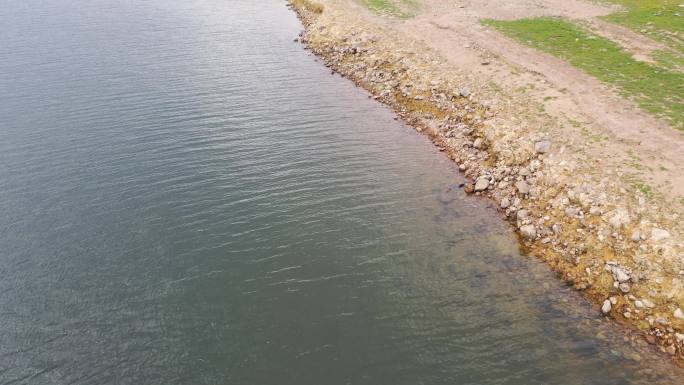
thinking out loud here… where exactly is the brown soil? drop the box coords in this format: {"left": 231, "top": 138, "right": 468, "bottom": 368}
{"left": 367, "top": 0, "right": 684, "bottom": 200}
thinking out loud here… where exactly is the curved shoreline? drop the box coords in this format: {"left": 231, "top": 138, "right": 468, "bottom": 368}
{"left": 287, "top": 0, "right": 684, "bottom": 363}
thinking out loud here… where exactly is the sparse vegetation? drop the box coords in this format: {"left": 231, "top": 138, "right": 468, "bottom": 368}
{"left": 361, "top": 0, "right": 416, "bottom": 18}
{"left": 484, "top": 17, "right": 684, "bottom": 130}
{"left": 291, "top": 0, "right": 324, "bottom": 14}
{"left": 653, "top": 50, "right": 684, "bottom": 71}
{"left": 622, "top": 173, "right": 657, "bottom": 197}
{"left": 603, "top": 0, "right": 683, "bottom": 53}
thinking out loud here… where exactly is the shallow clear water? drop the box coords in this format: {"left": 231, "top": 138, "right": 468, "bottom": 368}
{"left": 0, "top": 0, "right": 681, "bottom": 384}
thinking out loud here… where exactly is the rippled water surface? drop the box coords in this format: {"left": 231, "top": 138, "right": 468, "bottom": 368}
{"left": 1, "top": 0, "right": 682, "bottom": 384}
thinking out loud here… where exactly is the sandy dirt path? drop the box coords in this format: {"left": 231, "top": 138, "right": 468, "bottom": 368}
{"left": 340, "top": 0, "right": 684, "bottom": 201}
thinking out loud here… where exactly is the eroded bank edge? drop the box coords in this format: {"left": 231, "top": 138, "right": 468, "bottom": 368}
{"left": 286, "top": 0, "right": 684, "bottom": 363}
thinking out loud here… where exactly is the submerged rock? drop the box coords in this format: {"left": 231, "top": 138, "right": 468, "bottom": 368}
{"left": 666, "top": 345, "right": 677, "bottom": 355}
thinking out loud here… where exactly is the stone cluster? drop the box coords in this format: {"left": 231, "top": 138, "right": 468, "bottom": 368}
{"left": 289, "top": 1, "right": 684, "bottom": 360}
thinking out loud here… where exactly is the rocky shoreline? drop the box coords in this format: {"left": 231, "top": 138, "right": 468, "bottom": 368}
{"left": 287, "top": 0, "right": 684, "bottom": 362}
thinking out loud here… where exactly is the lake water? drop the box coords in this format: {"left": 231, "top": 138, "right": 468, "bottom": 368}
{"left": 0, "top": 0, "right": 681, "bottom": 384}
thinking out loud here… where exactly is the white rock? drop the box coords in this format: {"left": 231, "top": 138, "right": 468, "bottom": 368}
{"left": 520, "top": 225, "right": 537, "bottom": 240}
{"left": 535, "top": 140, "right": 551, "bottom": 154}
{"left": 515, "top": 180, "right": 530, "bottom": 195}
{"left": 608, "top": 209, "right": 630, "bottom": 229}
{"left": 642, "top": 298, "right": 655, "bottom": 308}
{"left": 564, "top": 207, "right": 580, "bottom": 218}
{"left": 634, "top": 300, "right": 644, "bottom": 309}
{"left": 651, "top": 228, "right": 671, "bottom": 241}
{"left": 675, "top": 308, "right": 684, "bottom": 320}
{"left": 666, "top": 345, "right": 677, "bottom": 355}
{"left": 619, "top": 283, "right": 630, "bottom": 293}
{"left": 613, "top": 266, "right": 631, "bottom": 283}
{"left": 602, "top": 299, "right": 612, "bottom": 314}
{"left": 500, "top": 197, "right": 510, "bottom": 209}
{"left": 473, "top": 138, "right": 485, "bottom": 149}
{"left": 474, "top": 177, "right": 489, "bottom": 191}
{"left": 631, "top": 230, "right": 641, "bottom": 242}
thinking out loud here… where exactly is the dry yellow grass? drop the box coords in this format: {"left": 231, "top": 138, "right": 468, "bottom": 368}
{"left": 291, "top": 0, "right": 324, "bottom": 14}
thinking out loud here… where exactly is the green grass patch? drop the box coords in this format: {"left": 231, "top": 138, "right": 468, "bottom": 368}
{"left": 653, "top": 49, "right": 684, "bottom": 70}
{"left": 633, "top": 181, "right": 655, "bottom": 197}
{"left": 602, "top": 0, "right": 683, "bottom": 53}
{"left": 622, "top": 173, "right": 657, "bottom": 198}
{"left": 484, "top": 17, "right": 684, "bottom": 130}
{"left": 361, "top": 0, "right": 416, "bottom": 17}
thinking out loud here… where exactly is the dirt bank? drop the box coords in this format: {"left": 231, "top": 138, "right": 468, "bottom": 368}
{"left": 287, "top": 0, "right": 684, "bottom": 362}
